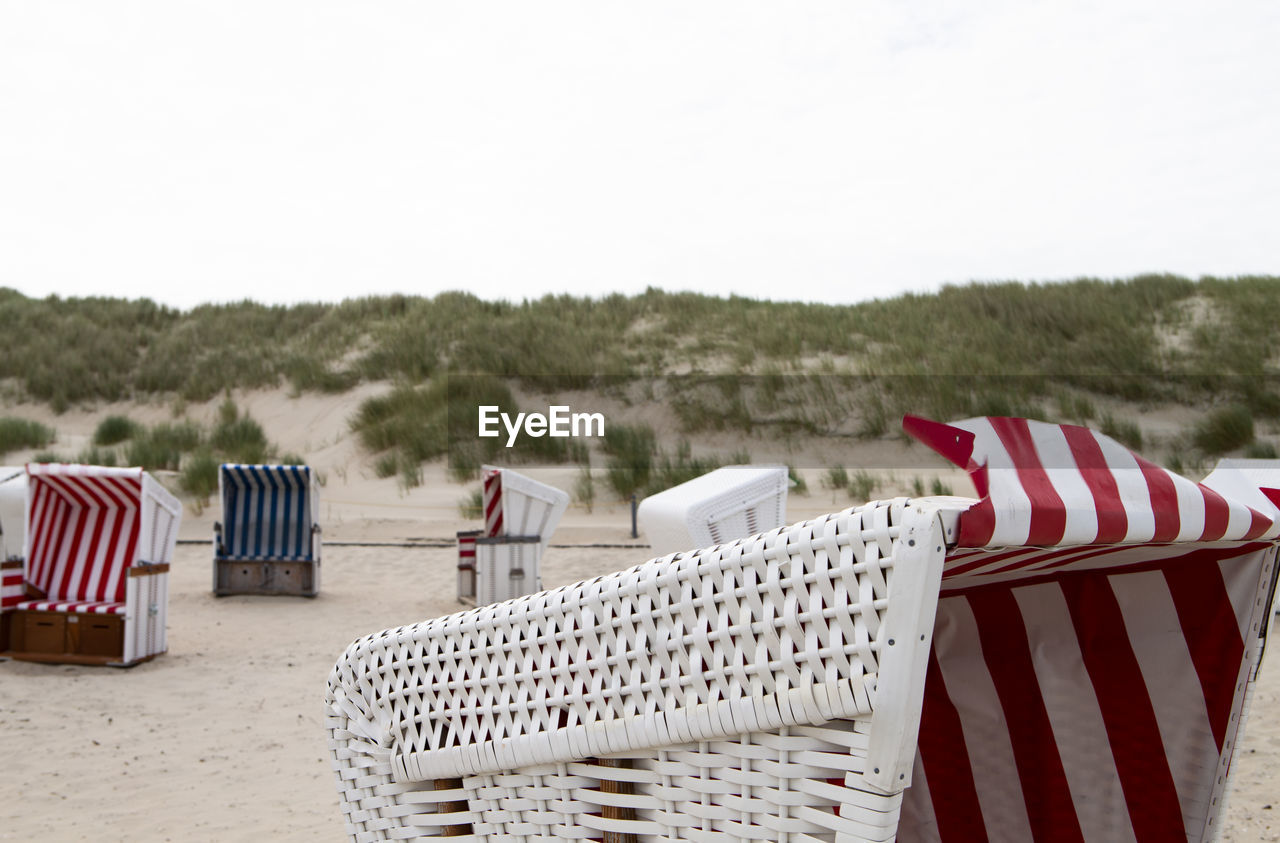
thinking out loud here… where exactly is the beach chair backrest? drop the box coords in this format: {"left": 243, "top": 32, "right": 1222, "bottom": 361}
{"left": 638, "top": 464, "right": 789, "bottom": 555}
{"left": 24, "top": 465, "right": 181, "bottom": 603}
{"left": 328, "top": 497, "right": 953, "bottom": 838}
{"left": 0, "top": 466, "right": 26, "bottom": 561}
{"left": 900, "top": 415, "right": 1280, "bottom": 842}
{"left": 219, "top": 465, "right": 316, "bottom": 561}
{"left": 478, "top": 466, "right": 568, "bottom": 552}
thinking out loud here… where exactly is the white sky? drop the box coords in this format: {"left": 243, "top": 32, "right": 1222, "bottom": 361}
{"left": 1, "top": 1, "right": 1277, "bottom": 310}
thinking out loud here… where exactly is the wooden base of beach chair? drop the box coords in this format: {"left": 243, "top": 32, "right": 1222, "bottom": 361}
{"left": 2, "top": 610, "right": 158, "bottom": 667}
{"left": 214, "top": 559, "right": 318, "bottom": 597}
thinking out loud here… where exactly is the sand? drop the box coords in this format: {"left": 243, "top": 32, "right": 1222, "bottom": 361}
{"left": 0, "top": 391, "right": 1277, "bottom": 840}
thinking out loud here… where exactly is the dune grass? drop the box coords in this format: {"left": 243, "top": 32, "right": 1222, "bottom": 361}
{"left": 0, "top": 417, "right": 56, "bottom": 457}
{"left": 5, "top": 277, "right": 1280, "bottom": 486}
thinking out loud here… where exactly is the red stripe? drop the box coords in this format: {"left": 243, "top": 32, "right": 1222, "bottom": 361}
{"left": 53, "top": 492, "right": 92, "bottom": 601}
{"left": 956, "top": 499, "right": 996, "bottom": 547}
{"left": 1243, "top": 505, "right": 1273, "bottom": 540}
{"left": 98, "top": 478, "right": 135, "bottom": 601}
{"left": 1197, "top": 484, "right": 1230, "bottom": 542}
{"left": 27, "top": 482, "right": 57, "bottom": 592}
{"left": 76, "top": 478, "right": 116, "bottom": 601}
{"left": 1162, "top": 552, "right": 1247, "bottom": 752}
{"left": 1059, "top": 573, "right": 1185, "bottom": 841}
{"left": 943, "top": 543, "right": 1268, "bottom": 598}
{"left": 966, "top": 589, "right": 1084, "bottom": 841}
{"left": 1060, "top": 426, "right": 1128, "bottom": 543}
{"left": 117, "top": 499, "right": 141, "bottom": 601}
{"left": 1133, "top": 457, "right": 1180, "bottom": 543}
{"left": 989, "top": 417, "right": 1068, "bottom": 546}
{"left": 917, "top": 650, "right": 989, "bottom": 841}
{"left": 945, "top": 546, "right": 1034, "bottom": 578}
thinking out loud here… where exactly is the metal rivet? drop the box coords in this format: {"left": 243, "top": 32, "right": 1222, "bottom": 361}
{"left": 908, "top": 539, "right": 915, "bottom": 547}
{"left": 873, "top": 767, "right": 879, "bottom": 774}
{"left": 900, "top": 774, "right": 905, "bottom": 780}
{"left": 920, "top": 635, "right": 925, "bottom": 641}
{"left": 888, "top": 639, "right": 895, "bottom": 646}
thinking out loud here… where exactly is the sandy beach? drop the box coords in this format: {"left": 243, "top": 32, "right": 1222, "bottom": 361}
{"left": 0, "top": 392, "right": 1277, "bottom": 841}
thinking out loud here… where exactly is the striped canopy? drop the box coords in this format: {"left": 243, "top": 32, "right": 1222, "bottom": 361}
{"left": 904, "top": 414, "right": 1277, "bottom": 547}
{"left": 898, "top": 416, "right": 1280, "bottom": 841}
{"left": 26, "top": 465, "right": 144, "bottom": 604}
{"left": 219, "top": 464, "right": 316, "bottom": 561}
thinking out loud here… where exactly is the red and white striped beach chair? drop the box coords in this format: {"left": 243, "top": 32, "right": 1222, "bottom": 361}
{"left": 3, "top": 464, "right": 182, "bottom": 667}
{"left": 325, "top": 415, "right": 1279, "bottom": 841}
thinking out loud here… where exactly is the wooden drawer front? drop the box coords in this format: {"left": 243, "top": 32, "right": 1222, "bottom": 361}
{"left": 20, "top": 613, "right": 66, "bottom": 653}
{"left": 78, "top": 615, "right": 124, "bottom": 656}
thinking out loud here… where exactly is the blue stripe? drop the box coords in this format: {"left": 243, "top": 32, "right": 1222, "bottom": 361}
{"left": 293, "top": 465, "right": 307, "bottom": 556}
{"left": 219, "top": 464, "right": 316, "bottom": 560}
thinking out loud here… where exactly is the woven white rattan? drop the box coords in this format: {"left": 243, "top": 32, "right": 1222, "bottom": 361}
{"left": 326, "top": 498, "right": 950, "bottom": 842}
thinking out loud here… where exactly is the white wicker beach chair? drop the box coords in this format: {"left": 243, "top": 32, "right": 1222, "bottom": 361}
{"left": 326, "top": 416, "right": 1280, "bottom": 841}
{"left": 468, "top": 467, "right": 569, "bottom": 604}
{"left": 0, "top": 467, "right": 26, "bottom": 651}
{"left": 638, "top": 465, "right": 789, "bottom": 556}
{"left": 214, "top": 463, "right": 321, "bottom": 597}
{"left": 4, "top": 464, "right": 181, "bottom": 667}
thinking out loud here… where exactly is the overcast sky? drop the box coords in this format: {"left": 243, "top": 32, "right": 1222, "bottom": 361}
{"left": 1, "top": 1, "right": 1276, "bottom": 310}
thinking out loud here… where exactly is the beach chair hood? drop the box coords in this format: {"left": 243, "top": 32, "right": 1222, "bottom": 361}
{"left": 24, "top": 464, "right": 181, "bottom": 604}
{"left": 218, "top": 464, "right": 318, "bottom": 561}
{"left": 900, "top": 415, "right": 1280, "bottom": 842}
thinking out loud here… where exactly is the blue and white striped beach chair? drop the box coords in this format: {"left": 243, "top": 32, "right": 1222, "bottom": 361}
{"left": 214, "top": 464, "right": 321, "bottom": 597}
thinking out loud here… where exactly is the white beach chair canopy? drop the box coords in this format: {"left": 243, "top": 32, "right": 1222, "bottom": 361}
{"left": 637, "top": 464, "right": 789, "bottom": 555}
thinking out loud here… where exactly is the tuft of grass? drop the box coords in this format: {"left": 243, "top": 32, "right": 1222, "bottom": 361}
{"left": 603, "top": 423, "right": 657, "bottom": 499}
{"left": 211, "top": 416, "right": 269, "bottom": 465}
{"left": 126, "top": 435, "right": 181, "bottom": 471}
{"left": 150, "top": 421, "right": 202, "bottom": 453}
{"left": 930, "top": 477, "right": 953, "bottom": 496}
{"left": 458, "top": 488, "right": 483, "bottom": 520}
{"left": 93, "top": 415, "right": 142, "bottom": 446}
{"left": 1192, "top": 405, "right": 1255, "bottom": 455}
{"left": 277, "top": 452, "right": 307, "bottom": 466}
{"left": 824, "top": 466, "right": 849, "bottom": 491}
{"left": 32, "top": 450, "right": 64, "bottom": 463}
{"left": 180, "top": 449, "right": 220, "bottom": 499}
{"left": 848, "top": 470, "right": 876, "bottom": 502}
{"left": 574, "top": 465, "right": 595, "bottom": 513}
{"left": 1245, "top": 440, "right": 1278, "bottom": 459}
{"left": 1100, "top": 414, "right": 1143, "bottom": 450}
{"left": 788, "top": 466, "right": 807, "bottom": 496}
{"left": 0, "top": 417, "right": 55, "bottom": 457}
{"left": 76, "top": 445, "right": 119, "bottom": 467}
{"left": 373, "top": 453, "right": 398, "bottom": 479}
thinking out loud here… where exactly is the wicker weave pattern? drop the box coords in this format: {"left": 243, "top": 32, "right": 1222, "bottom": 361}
{"left": 327, "top": 499, "right": 944, "bottom": 841}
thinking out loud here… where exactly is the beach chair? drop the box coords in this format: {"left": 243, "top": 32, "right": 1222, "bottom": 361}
{"left": 638, "top": 464, "right": 789, "bottom": 556}
{"left": 463, "top": 467, "right": 568, "bottom": 604}
{"left": 325, "top": 415, "right": 1280, "bottom": 841}
{"left": 214, "top": 464, "right": 321, "bottom": 597}
{"left": 4, "top": 464, "right": 181, "bottom": 667}
{"left": 0, "top": 467, "right": 26, "bottom": 651}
